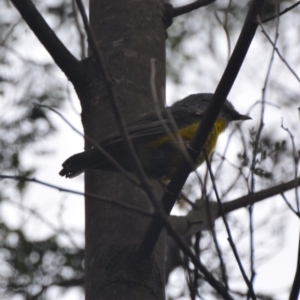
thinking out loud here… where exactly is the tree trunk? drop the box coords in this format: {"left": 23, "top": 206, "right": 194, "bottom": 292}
{"left": 84, "top": 1, "right": 166, "bottom": 299}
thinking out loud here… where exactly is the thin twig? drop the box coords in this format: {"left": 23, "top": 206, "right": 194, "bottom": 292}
{"left": 34, "top": 103, "right": 140, "bottom": 187}
{"left": 281, "top": 120, "right": 300, "bottom": 212}
{"left": 152, "top": 209, "right": 234, "bottom": 300}
{"left": 247, "top": 204, "right": 255, "bottom": 300}
{"left": 281, "top": 193, "right": 300, "bottom": 218}
{"left": 214, "top": 0, "right": 233, "bottom": 61}
{"left": 258, "top": 16, "right": 300, "bottom": 83}
{"left": 262, "top": 1, "right": 300, "bottom": 23}
{"left": 221, "top": 168, "right": 245, "bottom": 199}
{"left": 10, "top": 0, "right": 83, "bottom": 83}
{"left": 247, "top": 7, "right": 280, "bottom": 294}
{"left": 214, "top": 124, "right": 240, "bottom": 180}
{"left": 204, "top": 150, "right": 256, "bottom": 299}
{"left": 185, "top": 250, "right": 197, "bottom": 300}
{"left": 71, "top": 4, "right": 232, "bottom": 292}
{"left": 150, "top": 58, "right": 194, "bottom": 170}
{"left": 180, "top": 191, "right": 197, "bottom": 209}
{"left": 71, "top": 0, "right": 86, "bottom": 59}
{"left": 74, "top": 0, "right": 163, "bottom": 225}
{"left": 0, "top": 175, "right": 152, "bottom": 217}
{"left": 138, "top": 0, "right": 267, "bottom": 260}
{"left": 7, "top": 199, "right": 81, "bottom": 248}
{"left": 32, "top": 58, "right": 232, "bottom": 299}
{"left": 248, "top": 7, "right": 280, "bottom": 295}
{"left": 74, "top": 0, "right": 149, "bottom": 183}
{"left": 222, "top": 177, "right": 300, "bottom": 216}
{"left": 173, "top": 0, "right": 216, "bottom": 17}
{"left": 66, "top": 83, "right": 81, "bottom": 116}
{"left": 289, "top": 230, "right": 300, "bottom": 300}
{"left": 204, "top": 193, "right": 229, "bottom": 289}
{"left": 192, "top": 232, "right": 201, "bottom": 299}
{"left": 214, "top": 99, "right": 279, "bottom": 181}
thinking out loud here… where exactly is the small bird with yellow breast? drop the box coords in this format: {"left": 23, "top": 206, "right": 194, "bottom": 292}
{"left": 59, "top": 93, "right": 250, "bottom": 179}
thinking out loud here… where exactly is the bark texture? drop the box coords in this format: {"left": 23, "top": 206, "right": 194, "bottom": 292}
{"left": 83, "top": 1, "right": 166, "bottom": 299}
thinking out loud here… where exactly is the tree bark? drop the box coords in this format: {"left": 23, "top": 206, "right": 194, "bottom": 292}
{"left": 84, "top": 1, "right": 166, "bottom": 299}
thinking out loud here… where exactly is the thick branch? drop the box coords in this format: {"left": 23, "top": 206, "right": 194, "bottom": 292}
{"left": 138, "top": 0, "right": 267, "bottom": 258}
{"left": 222, "top": 177, "right": 300, "bottom": 216}
{"left": 10, "top": 0, "right": 83, "bottom": 83}
{"left": 150, "top": 204, "right": 233, "bottom": 299}
{"left": 170, "top": 177, "right": 300, "bottom": 236}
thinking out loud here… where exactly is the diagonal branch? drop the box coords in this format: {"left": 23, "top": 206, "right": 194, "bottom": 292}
{"left": 258, "top": 17, "right": 300, "bottom": 83}
{"left": 35, "top": 103, "right": 140, "bottom": 187}
{"left": 205, "top": 152, "right": 256, "bottom": 299}
{"left": 0, "top": 174, "right": 232, "bottom": 299}
{"left": 173, "top": 0, "right": 216, "bottom": 17}
{"left": 160, "top": 210, "right": 233, "bottom": 300}
{"left": 262, "top": 1, "right": 300, "bottom": 23}
{"left": 289, "top": 231, "right": 300, "bottom": 300}
{"left": 138, "top": 0, "right": 267, "bottom": 259}
{"left": 170, "top": 177, "right": 300, "bottom": 236}
{"left": 281, "top": 193, "right": 300, "bottom": 217}
{"left": 10, "top": 0, "right": 83, "bottom": 84}
{"left": 222, "top": 177, "right": 300, "bottom": 216}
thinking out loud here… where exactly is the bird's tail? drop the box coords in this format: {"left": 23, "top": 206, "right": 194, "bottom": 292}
{"left": 59, "top": 150, "right": 103, "bottom": 178}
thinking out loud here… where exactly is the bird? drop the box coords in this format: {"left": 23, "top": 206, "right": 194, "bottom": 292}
{"left": 59, "top": 93, "right": 250, "bottom": 179}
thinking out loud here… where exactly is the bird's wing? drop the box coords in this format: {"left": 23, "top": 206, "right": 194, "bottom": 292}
{"left": 100, "top": 106, "right": 205, "bottom": 147}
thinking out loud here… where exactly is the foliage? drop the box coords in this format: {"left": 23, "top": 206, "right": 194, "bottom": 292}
{"left": 0, "top": 223, "right": 84, "bottom": 299}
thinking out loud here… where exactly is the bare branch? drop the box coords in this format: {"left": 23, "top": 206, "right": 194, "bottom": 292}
{"left": 281, "top": 120, "right": 300, "bottom": 212}
{"left": 7, "top": 199, "right": 80, "bottom": 248}
{"left": 153, "top": 207, "right": 234, "bottom": 299}
{"left": 10, "top": 0, "right": 83, "bottom": 84}
{"left": 281, "top": 193, "right": 300, "bottom": 218}
{"left": 192, "top": 233, "right": 202, "bottom": 299}
{"left": 169, "top": 199, "right": 219, "bottom": 235}
{"left": 138, "top": 0, "right": 267, "bottom": 259}
{"left": 204, "top": 193, "right": 229, "bottom": 290}
{"left": 222, "top": 177, "right": 300, "bottom": 216}
{"left": 262, "top": 1, "right": 300, "bottom": 23}
{"left": 173, "top": 0, "right": 216, "bottom": 18}
{"left": 171, "top": 176, "right": 300, "bottom": 236}
{"left": 214, "top": 1, "right": 233, "bottom": 61}
{"left": 289, "top": 232, "right": 300, "bottom": 300}
{"left": 2, "top": 175, "right": 232, "bottom": 297}
{"left": 0, "top": 175, "right": 152, "bottom": 217}
{"left": 150, "top": 59, "right": 194, "bottom": 168}
{"left": 35, "top": 103, "right": 140, "bottom": 187}
{"left": 204, "top": 151, "right": 256, "bottom": 299}
{"left": 71, "top": 0, "right": 86, "bottom": 59}
{"left": 248, "top": 5, "right": 280, "bottom": 291}
{"left": 258, "top": 16, "right": 300, "bottom": 83}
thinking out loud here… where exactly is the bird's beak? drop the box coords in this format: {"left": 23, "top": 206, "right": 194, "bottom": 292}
{"left": 239, "top": 114, "right": 252, "bottom": 121}
{"left": 231, "top": 111, "right": 251, "bottom": 121}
